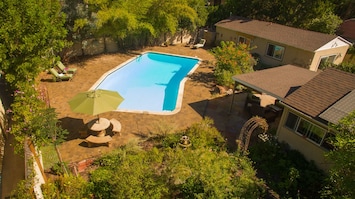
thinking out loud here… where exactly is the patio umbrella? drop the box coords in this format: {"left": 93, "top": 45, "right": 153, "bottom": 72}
{"left": 68, "top": 89, "right": 124, "bottom": 117}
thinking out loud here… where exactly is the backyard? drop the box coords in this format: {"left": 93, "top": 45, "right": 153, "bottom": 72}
{"left": 39, "top": 44, "right": 250, "bottom": 166}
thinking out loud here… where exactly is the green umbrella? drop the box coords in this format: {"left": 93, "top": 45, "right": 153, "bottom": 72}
{"left": 68, "top": 89, "right": 124, "bottom": 117}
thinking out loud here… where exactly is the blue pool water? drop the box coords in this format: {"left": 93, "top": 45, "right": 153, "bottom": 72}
{"left": 91, "top": 52, "right": 200, "bottom": 114}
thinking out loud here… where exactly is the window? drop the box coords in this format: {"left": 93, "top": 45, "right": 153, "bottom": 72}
{"left": 284, "top": 112, "right": 329, "bottom": 147}
{"left": 267, "top": 44, "right": 284, "bottom": 60}
{"left": 319, "top": 55, "right": 336, "bottom": 68}
{"left": 238, "top": 36, "right": 250, "bottom": 45}
{"left": 285, "top": 112, "right": 298, "bottom": 129}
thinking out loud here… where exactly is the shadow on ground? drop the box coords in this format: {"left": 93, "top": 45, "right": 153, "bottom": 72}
{"left": 59, "top": 117, "right": 85, "bottom": 140}
{"left": 189, "top": 92, "right": 250, "bottom": 150}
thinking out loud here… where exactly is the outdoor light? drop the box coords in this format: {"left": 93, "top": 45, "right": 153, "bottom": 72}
{"left": 178, "top": 135, "right": 191, "bottom": 149}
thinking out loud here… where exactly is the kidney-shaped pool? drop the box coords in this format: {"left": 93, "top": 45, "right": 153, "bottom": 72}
{"left": 90, "top": 52, "right": 200, "bottom": 115}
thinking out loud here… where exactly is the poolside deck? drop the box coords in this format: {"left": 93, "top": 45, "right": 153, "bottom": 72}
{"left": 39, "top": 44, "right": 251, "bottom": 165}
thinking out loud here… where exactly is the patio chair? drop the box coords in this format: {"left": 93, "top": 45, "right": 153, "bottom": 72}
{"left": 86, "top": 135, "right": 112, "bottom": 147}
{"left": 192, "top": 39, "right": 206, "bottom": 49}
{"left": 109, "top": 118, "right": 122, "bottom": 136}
{"left": 49, "top": 68, "right": 73, "bottom": 82}
{"left": 56, "top": 61, "right": 77, "bottom": 74}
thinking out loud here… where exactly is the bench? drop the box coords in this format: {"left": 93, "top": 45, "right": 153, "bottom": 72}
{"left": 85, "top": 135, "right": 112, "bottom": 147}
{"left": 109, "top": 118, "right": 122, "bottom": 136}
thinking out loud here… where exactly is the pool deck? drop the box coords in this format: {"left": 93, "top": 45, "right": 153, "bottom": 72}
{"left": 40, "top": 44, "right": 251, "bottom": 165}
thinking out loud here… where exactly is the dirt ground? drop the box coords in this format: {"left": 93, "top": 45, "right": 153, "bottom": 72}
{"left": 38, "top": 44, "right": 251, "bottom": 165}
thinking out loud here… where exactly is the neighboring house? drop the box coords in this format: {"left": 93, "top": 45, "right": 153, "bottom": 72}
{"left": 337, "top": 18, "right": 355, "bottom": 44}
{"left": 232, "top": 65, "right": 355, "bottom": 171}
{"left": 215, "top": 16, "right": 352, "bottom": 71}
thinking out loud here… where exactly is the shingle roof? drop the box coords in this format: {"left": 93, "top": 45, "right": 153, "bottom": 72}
{"left": 283, "top": 68, "right": 355, "bottom": 118}
{"left": 215, "top": 16, "right": 337, "bottom": 52}
{"left": 338, "top": 18, "right": 355, "bottom": 42}
{"left": 232, "top": 65, "right": 319, "bottom": 100}
{"left": 319, "top": 90, "right": 355, "bottom": 124}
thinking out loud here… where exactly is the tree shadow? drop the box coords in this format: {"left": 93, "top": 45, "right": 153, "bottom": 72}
{"left": 59, "top": 117, "right": 86, "bottom": 141}
{"left": 189, "top": 92, "right": 250, "bottom": 150}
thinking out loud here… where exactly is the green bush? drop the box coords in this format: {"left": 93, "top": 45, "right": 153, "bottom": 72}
{"left": 211, "top": 41, "right": 256, "bottom": 88}
{"left": 161, "top": 118, "right": 226, "bottom": 151}
{"left": 88, "top": 119, "right": 265, "bottom": 198}
{"left": 249, "top": 140, "right": 326, "bottom": 198}
{"left": 41, "top": 174, "right": 92, "bottom": 198}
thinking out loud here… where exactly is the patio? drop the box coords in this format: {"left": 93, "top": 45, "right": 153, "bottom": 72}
{"left": 39, "top": 44, "right": 252, "bottom": 165}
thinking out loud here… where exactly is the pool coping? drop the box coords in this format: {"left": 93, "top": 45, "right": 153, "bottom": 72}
{"left": 89, "top": 51, "right": 202, "bottom": 115}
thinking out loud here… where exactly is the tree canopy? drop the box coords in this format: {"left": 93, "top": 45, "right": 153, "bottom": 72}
{"left": 211, "top": 41, "right": 256, "bottom": 87}
{"left": 0, "top": 0, "right": 68, "bottom": 88}
{"left": 324, "top": 111, "right": 355, "bottom": 197}
{"left": 211, "top": 0, "right": 343, "bottom": 34}
{"left": 64, "top": 0, "right": 208, "bottom": 48}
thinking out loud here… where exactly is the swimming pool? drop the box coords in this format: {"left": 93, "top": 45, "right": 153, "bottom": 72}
{"left": 90, "top": 52, "right": 200, "bottom": 115}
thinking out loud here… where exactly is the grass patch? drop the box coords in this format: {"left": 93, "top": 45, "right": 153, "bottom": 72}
{"left": 41, "top": 145, "right": 60, "bottom": 170}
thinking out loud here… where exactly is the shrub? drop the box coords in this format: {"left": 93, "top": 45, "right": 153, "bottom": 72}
{"left": 211, "top": 41, "right": 256, "bottom": 88}
{"left": 88, "top": 119, "right": 265, "bottom": 198}
{"left": 249, "top": 140, "right": 326, "bottom": 198}
{"left": 41, "top": 174, "right": 92, "bottom": 198}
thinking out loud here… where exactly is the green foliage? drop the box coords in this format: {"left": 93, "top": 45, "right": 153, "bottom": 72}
{"left": 215, "top": 0, "right": 340, "bottom": 34}
{"left": 249, "top": 140, "right": 326, "bottom": 198}
{"left": 1, "top": 0, "right": 70, "bottom": 153}
{"left": 10, "top": 179, "right": 35, "bottom": 199}
{"left": 88, "top": 119, "right": 265, "bottom": 198}
{"left": 324, "top": 111, "right": 355, "bottom": 198}
{"left": 166, "top": 148, "right": 263, "bottom": 198}
{"left": 8, "top": 83, "right": 68, "bottom": 152}
{"left": 41, "top": 145, "right": 60, "bottom": 170}
{"left": 50, "top": 161, "right": 69, "bottom": 176}
{"left": 82, "top": 0, "right": 206, "bottom": 48}
{"left": 211, "top": 41, "right": 256, "bottom": 88}
{"left": 319, "top": 61, "right": 355, "bottom": 74}
{"left": 161, "top": 117, "right": 226, "bottom": 151}
{"left": 305, "top": 12, "right": 342, "bottom": 34}
{"left": 90, "top": 148, "right": 168, "bottom": 199}
{"left": 41, "top": 174, "right": 92, "bottom": 198}
{"left": 333, "top": 0, "right": 355, "bottom": 19}
{"left": 0, "top": 0, "right": 69, "bottom": 88}
{"left": 333, "top": 62, "right": 355, "bottom": 74}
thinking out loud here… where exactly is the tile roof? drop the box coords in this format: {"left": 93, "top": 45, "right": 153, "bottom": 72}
{"left": 232, "top": 65, "right": 319, "bottom": 100}
{"left": 283, "top": 68, "right": 355, "bottom": 118}
{"left": 215, "top": 16, "right": 337, "bottom": 52}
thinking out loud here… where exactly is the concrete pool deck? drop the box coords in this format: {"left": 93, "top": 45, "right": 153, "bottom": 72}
{"left": 39, "top": 44, "right": 251, "bottom": 165}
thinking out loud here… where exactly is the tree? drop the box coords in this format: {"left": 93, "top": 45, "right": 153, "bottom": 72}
{"left": 0, "top": 0, "right": 68, "bottom": 88}
{"left": 324, "top": 111, "right": 355, "bottom": 198}
{"left": 213, "top": 0, "right": 341, "bottom": 34}
{"left": 211, "top": 41, "right": 256, "bottom": 88}
{"left": 89, "top": 119, "right": 265, "bottom": 198}
{"left": 332, "top": 0, "right": 355, "bottom": 19}
{"left": 83, "top": 0, "right": 204, "bottom": 48}
{"left": 305, "top": 12, "right": 342, "bottom": 34}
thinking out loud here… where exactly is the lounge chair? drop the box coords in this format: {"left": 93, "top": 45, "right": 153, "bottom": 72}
{"left": 185, "top": 38, "right": 194, "bottom": 47}
{"left": 49, "top": 68, "right": 73, "bottom": 82}
{"left": 56, "top": 61, "right": 77, "bottom": 74}
{"left": 192, "top": 39, "right": 206, "bottom": 49}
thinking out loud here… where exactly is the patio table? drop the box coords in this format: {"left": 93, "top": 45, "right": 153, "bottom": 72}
{"left": 88, "top": 118, "right": 110, "bottom": 137}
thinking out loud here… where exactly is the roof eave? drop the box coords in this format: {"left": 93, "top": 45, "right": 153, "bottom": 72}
{"left": 232, "top": 76, "right": 284, "bottom": 101}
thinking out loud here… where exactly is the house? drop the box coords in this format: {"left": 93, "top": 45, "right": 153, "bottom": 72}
{"left": 231, "top": 65, "right": 355, "bottom": 171}
{"left": 337, "top": 18, "right": 355, "bottom": 44}
{"left": 215, "top": 16, "right": 352, "bottom": 71}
